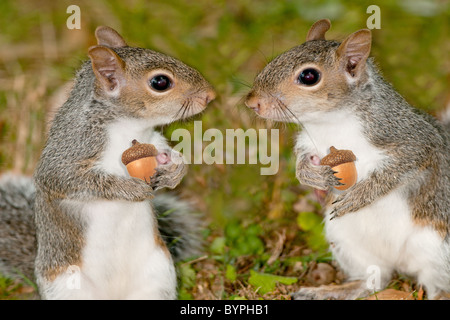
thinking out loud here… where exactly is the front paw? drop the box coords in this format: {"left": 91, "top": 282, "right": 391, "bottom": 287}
{"left": 329, "top": 193, "right": 360, "bottom": 220}
{"left": 150, "top": 151, "right": 188, "bottom": 190}
{"left": 292, "top": 281, "right": 370, "bottom": 300}
{"left": 291, "top": 287, "right": 325, "bottom": 300}
{"left": 296, "top": 157, "right": 343, "bottom": 190}
{"left": 320, "top": 165, "right": 344, "bottom": 189}
{"left": 127, "top": 178, "right": 154, "bottom": 201}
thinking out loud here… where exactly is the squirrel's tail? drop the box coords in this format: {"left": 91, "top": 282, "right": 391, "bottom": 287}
{"left": 153, "top": 193, "right": 203, "bottom": 262}
{"left": 0, "top": 174, "right": 36, "bottom": 281}
{"left": 0, "top": 174, "right": 203, "bottom": 281}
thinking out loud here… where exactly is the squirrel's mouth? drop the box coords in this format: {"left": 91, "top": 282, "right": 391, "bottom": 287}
{"left": 245, "top": 92, "right": 297, "bottom": 123}
{"left": 174, "top": 91, "right": 215, "bottom": 121}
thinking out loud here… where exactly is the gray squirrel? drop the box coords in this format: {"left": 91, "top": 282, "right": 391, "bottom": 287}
{"left": 246, "top": 19, "right": 450, "bottom": 299}
{"left": 0, "top": 26, "right": 215, "bottom": 299}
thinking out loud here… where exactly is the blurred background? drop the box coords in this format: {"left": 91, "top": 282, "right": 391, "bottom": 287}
{"left": 0, "top": 0, "right": 448, "bottom": 299}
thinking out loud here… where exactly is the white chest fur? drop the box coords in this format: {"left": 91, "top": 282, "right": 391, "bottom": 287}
{"left": 43, "top": 119, "right": 176, "bottom": 299}
{"left": 80, "top": 200, "right": 176, "bottom": 299}
{"left": 296, "top": 110, "right": 387, "bottom": 183}
{"left": 295, "top": 110, "right": 447, "bottom": 297}
{"left": 45, "top": 200, "right": 176, "bottom": 300}
{"left": 98, "top": 118, "right": 171, "bottom": 178}
{"left": 324, "top": 185, "right": 445, "bottom": 297}
{"left": 98, "top": 118, "right": 156, "bottom": 177}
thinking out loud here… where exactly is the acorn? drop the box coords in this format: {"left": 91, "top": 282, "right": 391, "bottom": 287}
{"left": 122, "top": 140, "right": 158, "bottom": 183}
{"left": 320, "top": 146, "right": 357, "bottom": 191}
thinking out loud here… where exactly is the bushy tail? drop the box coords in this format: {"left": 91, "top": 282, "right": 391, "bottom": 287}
{"left": 153, "top": 193, "right": 204, "bottom": 262}
{"left": 0, "top": 174, "right": 203, "bottom": 281}
{"left": 0, "top": 174, "right": 36, "bottom": 280}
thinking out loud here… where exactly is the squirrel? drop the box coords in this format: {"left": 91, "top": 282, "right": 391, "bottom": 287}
{"left": 246, "top": 19, "right": 450, "bottom": 299}
{"left": 0, "top": 26, "right": 215, "bottom": 299}
{"left": 0, "top": 174, "right": 202, "bottom": 292}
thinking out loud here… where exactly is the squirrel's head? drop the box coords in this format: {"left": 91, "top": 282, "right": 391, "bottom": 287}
{"left": 245, "top": 19, "right": 372, "bottom": 122}
{"left": 88, "top": 26, "right": 215, "bottom": 125}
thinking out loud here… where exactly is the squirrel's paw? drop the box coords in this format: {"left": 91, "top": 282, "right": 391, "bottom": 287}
{"left": 296, "top": 159, "right": 343, "bottom": 190}
{"left": 124, "top": 178, "right": 154, "bottom": 201}
{"left": 329, "top": 193, "right": 360, "bottom": 220}
{"left": 292, "top": 281, "right": 370, "bottom": 300}
{"left": 151, "top": 150, "right": 188, "bottom": 190}
{"left": 321, "top": 165, "right": 344, "bottom": 189}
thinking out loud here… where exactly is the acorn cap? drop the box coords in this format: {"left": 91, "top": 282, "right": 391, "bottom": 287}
{"left": 320, "top": 146, "right": 356, "bottom": 167}
{"left": 121, "top": 140, "right": 158, "bottom": 165}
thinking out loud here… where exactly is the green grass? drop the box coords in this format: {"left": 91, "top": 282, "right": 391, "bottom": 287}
{"left": 0, "top": 0, "right": 448, "bottom": 299}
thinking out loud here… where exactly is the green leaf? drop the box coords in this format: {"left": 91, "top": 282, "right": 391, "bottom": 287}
{"left": 307, "top": 224, "right": 329, "bottom": 251}
{"left": 178, "top": 288, "right": 194, "bottom": 300}
{"left": 297, "top": 212, "right": 328, "bottom": 251}
{"left": 230, "top": 295, "right": 247, "bottom": 300}
{"left": 246, "top": 224, "right": 262, "bottom": 236}
{"left": 210, "top": 236, "right": 226, "bottom": 255}
{"left": 248, "top": 270, "right": 298, "bottom": 294}
{"left": 225, "top": 264, "right": 237, "bottom": 282}
{"left": 225, "top": 222, "right": 242, "bottom": 240}
{"left": 297, "top": 211, "right": 322, "bottom": 231}
{"left": 179, "top": 264, "right": 196, "bottom": 289}
{"left": 246, "top": 235, "right": 264, "bottom": 254}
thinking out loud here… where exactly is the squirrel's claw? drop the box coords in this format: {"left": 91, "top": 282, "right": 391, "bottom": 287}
{"left": 329, "top": 210, "right": 337, "bottom": 220}
{"left": 329, "top": 192, "right": 361, "bottom": 220}
{"left": 150, "top": 159, "right": 188, "bottom": 191}
{"left": 331, "top": 198, "right": 342, "bottom": 205}
{"left": 296, "top": 160, "right": 343, "bottom": 190}
{"left": 329, "top": 207, "right": 345, "bottom": 220}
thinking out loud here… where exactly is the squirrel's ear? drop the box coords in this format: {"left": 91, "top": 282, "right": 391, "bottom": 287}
{"left": 95, "top": 26, "right": 127, "bottom": 48}
{"left": 88, "top": 45, "right": 126, "bottom": 93}
{"left": 336, "top": 29, "right": 372, "bottom": 78}
{"left": 306, "top": 19, "right": 331, "bottom": 41}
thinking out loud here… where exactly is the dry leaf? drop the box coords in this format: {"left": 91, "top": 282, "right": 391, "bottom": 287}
{"left": 366, "top": 288, "right": 414, "bottom": 300}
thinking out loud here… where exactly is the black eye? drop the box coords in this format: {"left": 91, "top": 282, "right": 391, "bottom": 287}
{"left": 298, "top": 68, "right": 320, "bottom": 86}
{"left": 150, "top": 75, "right": 171, "bottom": 91}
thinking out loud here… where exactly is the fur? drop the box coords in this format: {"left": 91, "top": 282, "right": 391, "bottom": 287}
{"left": 31, "top": 27, "right": 214, "bottom": 299}
{"left": 0, "top": 173, "right": 202, "bottom": 296}
{"left": 246, "top": 19, "right": 450, "bottom": 299}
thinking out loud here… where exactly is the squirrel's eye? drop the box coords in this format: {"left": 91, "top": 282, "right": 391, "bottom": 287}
{"left": 298, "top": 68, "right": 320, "bottom": 86}
{"left": 150, "top": 75, "right": 172, "bottom": 91}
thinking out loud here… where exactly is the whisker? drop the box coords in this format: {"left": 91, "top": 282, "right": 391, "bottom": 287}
{"left": 273, "top": 108, "right": 285, "bottom": 129}
{"left": 275, "top": 99, "right": 292, "bottom": 123}
{"left": 173, "top": 100, "right": 187, "bottom": 121}
{"left": 230, "top": 76, "right": 252, "bottom": 89}
{"left": 271, "top": 94, "right": 319, "bottom": 154}
{"left": 181, "top": 102, "right": 186, "bottom": 119}
{"left": 188, "top": 98, "right": 194, "bottom": 118}
{"left": 184, "top": 98, "right": 193, "bottom": 119}
{"left": 187, "top": 99, "right": 193, "bottom": 119}
{"left": 274, "top": 105, "right": 285, "bottom": 122}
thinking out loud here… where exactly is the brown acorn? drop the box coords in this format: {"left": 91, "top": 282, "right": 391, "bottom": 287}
{"left": 320, "top": 146, "right": 357, "bottom": 191}
{"left": 122, "top": 140, "right": 158, "bottom": 183}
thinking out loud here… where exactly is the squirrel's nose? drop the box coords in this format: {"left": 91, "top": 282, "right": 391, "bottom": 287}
{"left": 245, "top": 93, "right": 262, "bottom": 114}
{"left": 204, "top": 88, "right": 216, "bottom": 105}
